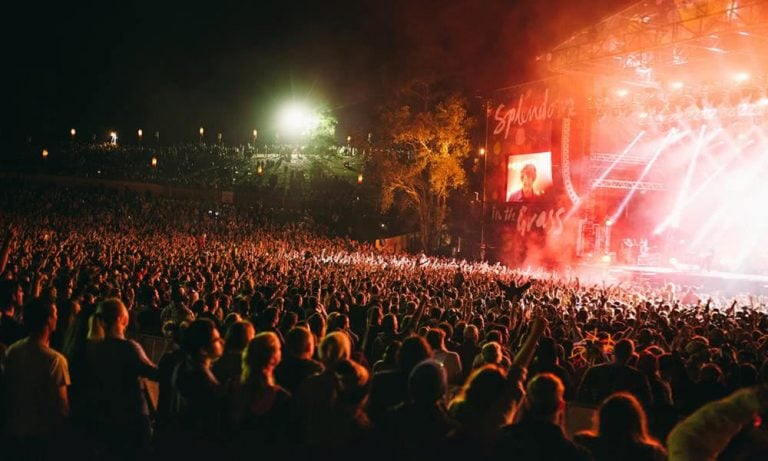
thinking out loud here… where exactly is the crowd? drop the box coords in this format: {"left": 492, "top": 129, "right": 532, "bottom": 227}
{"left": 1, "top": 183, "right": 768, "bottom": 460}
{"left": 12, "top": 141, "right": 361, "bottom": 189}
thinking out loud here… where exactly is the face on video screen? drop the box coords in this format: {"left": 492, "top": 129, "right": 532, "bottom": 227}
{"left": 506, "top": 152, "right": 553, "bottom": 202}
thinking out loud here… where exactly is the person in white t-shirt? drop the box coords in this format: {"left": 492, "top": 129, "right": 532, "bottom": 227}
{"left": 2, "top": 298, "right": 70, "bottom": 450}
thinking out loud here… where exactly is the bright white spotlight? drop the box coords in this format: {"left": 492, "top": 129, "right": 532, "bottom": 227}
{"left": 734, "top": 72, "right": 750, "bottom": 83}
{"left": 277, "top": 102, "right": 320, "bottom": 136}
{"left": 616, "top": 89, "right": 629, "bottom": 97}
{"left": 670, "top": 81, "right": 684, "bottom": 90}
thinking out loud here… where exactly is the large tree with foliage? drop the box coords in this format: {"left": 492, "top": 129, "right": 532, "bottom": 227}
{"left": 377, "top": 83, "right": 473, "bottom": 253}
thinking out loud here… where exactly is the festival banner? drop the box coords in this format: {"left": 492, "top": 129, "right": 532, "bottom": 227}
{"left": 484, "top": 82, "right": 582, "bottom": 267}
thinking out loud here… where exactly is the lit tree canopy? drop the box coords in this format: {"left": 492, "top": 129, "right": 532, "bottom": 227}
{"left": 378, "top": 86, "right": 473, "bottom": 252}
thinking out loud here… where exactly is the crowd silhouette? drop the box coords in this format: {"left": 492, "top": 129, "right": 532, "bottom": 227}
{"left": 1, "top": 183, "right": 767, "bottom": 460}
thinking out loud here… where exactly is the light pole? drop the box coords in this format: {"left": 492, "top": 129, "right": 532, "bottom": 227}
{"left": 479, "top": 99, "right": 490, "bottom": 261}
{"left": 138, "top": 129, "right": 143, "bottom": 146}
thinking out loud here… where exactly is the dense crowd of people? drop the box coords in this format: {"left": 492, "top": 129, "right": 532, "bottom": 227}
{"left": 1, "top": 183, "right": 768, "bottom": 460}
{"left": 12, "top": 141, "right": 362, "bottom": 189}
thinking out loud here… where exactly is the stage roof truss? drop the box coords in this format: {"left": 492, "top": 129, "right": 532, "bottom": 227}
{"left": 590, "top": 152, "right": 653, "bottom": 165}
{"left": 548, "top": 0, "right": 768, "bottom": 78}
{"left": 590, "top": 178, "right": 667, "bottom": 191}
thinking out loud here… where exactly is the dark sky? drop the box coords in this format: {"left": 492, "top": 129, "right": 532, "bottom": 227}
{"left": 6, "top": 0, "right": 624, "bottom": 146}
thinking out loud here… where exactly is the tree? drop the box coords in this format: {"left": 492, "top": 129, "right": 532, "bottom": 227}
{"left": 377, "top": 84, "right": 473, "bottom": 253}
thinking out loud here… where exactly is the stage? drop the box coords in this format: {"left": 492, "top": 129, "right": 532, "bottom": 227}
{"left": 577, "top": 262, "right": 768, "bottom": 295}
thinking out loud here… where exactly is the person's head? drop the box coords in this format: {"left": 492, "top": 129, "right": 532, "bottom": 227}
{"left": 182, "top": 318, "right": 224, "bottom": 362}
{"left": 224, "top": 321, "right": 255, "bottom": 353}
{"left": 242, "top": 331, "right": 281, "bottom": 383}
{"left": 520, "top": 163, "right": 537, "bottom": 194}
{"left": 597, "top": 393, "right": 656, "bottom": 445}
{"left": 454, "top": 365, "right": 516, "bottom": 427}
{"left": 409, "top": 360, "right": 447, "bottom": 404}
{"left": 523, "top": 373, "right": 565, "bottom": 423}
{"left": 24, "top": 298, "right": 57, "bottom": 337}
{"left": 398, "top": 336, "right": 433, "bottom": 374}
{"left": 0, "top": 279, "right": 23, "bottom": 314}
{"left": 537, "top": 337, "right": 558, "bottom": 365}
{"left": 637, "top": 351, "right": 659, "bottom": 376}
{"left": 56, "top": 298, "right": 80, "bottom": 332}
{"left": 95, "top": 298, "right": 130, "bottom": 337}
{"left": 328, "top": 312, "right": 350, "bottom": 332}
{"left": 260, "top": 307, "right": 279, "bottom": 329}
{"left": 334, "top": 359, "right": 370, "bottom": 408}
{"left": 279, "top": 311, "right": 298, "bottom": 332}
{"left": 426, "top": 328, "right": 447, "bottom": 351}
{"left": 307, "top": 313, "right": 327, "bottom": 341}
{"left": 614, "top": 339, "right": 635, "bottom": 365}
{"left": 699, "top": 363, "right": 723, "bottom": 383}
{"left": 319, "top": 331, "right": 351, "bottom": 368}
{"left": 481, "top": 341, "right": 503, "bottom": 366}
{"left": 463, "top": 324, "right": 479, "bottom": 344}
{"left": 285, "top": 326, "right": 315, "bottom": 360}
{"left": 382, "top": 313, "right": 398, "bottom": 334}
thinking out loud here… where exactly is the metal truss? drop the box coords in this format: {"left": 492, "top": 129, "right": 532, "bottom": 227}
{"left": 548, "top": 0, "right": 768, "bottom": 73}
{"left": 590, "top": 178, "right": 667, "bottom": 190}
{"left": 590, "top": 152, "right": 652, "bottom": 165}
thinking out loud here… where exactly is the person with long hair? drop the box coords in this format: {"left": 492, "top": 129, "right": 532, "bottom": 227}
{"left": 84, "top": 298, "right": 159, "bottom": 459}
{"left": 212, "top": 320, "right": 255, "bottom": 386}
{"left": 225, "top": 332, "right": 291, "bottom": 454}
{"left": 576, "top": 392, "right": 667, "bottom": 461}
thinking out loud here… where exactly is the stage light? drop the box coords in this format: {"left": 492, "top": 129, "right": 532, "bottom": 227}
{"left": 734, "top": 72, "right": 750, "bottom": 83}
{"left": 639, "top": 112, "right": 649, "bottom": 119}
{"left": 605, "top": 219, "right": 613, "bottom": 227}
{"left": 257, "top": 164, "right": 263, "bottom": 175}
{"left": 151, "top": 157, "right": 157, "bottom": 167}
{"left": 277, "top": 102, "right": 320, "bottom": 136}
{"left": 70, "top": 128, "right": 76, "bottom": 137}
{"left": 670, "top": 81, "right": 684, "bottom": 90}
{"left": 199, "top": 127, "right": 204, "bottom": 136}
{"left": 109, "top": 132, "right": 118, "bottom": 145}
{"left": 616, "top": 89, "right": 629, "bottom": 97}
{"left": 601, "top": 254, "right": 611, "bottom": 263}
{"left": 42, "top": 148, "right": 48, "bottom": 158}
{"left": 138, "top": 129, "right": 143, "bottom": 138}
{"left": 668, "top": 257, "right": 678, "bottom": 266}
{"left": 357, "top": 173, "right": 364, "bottom": 184}
{"left": 479, "top": 147, "right": 486, "bottom": 156}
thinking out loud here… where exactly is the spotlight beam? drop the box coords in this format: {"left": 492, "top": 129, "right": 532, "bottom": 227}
{"left": 654, "top": 126, "right": 710, "bottom": 234}
{"left": 609, "top": 129, "right": 686, "bottom": 224}
{"left": 565, "top": 130, "right": 645, "bottom": 220}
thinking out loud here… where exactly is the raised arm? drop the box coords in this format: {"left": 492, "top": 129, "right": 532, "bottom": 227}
{"left": 0, "top": 227, "right": 15, "bottom": 274}
{"left": 512, "top": 317, "right": 547, "bottom": 370}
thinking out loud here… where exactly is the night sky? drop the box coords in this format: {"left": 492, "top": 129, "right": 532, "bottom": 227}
{"left": 6, "top": 0, "right": 623, "bottom": 147}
